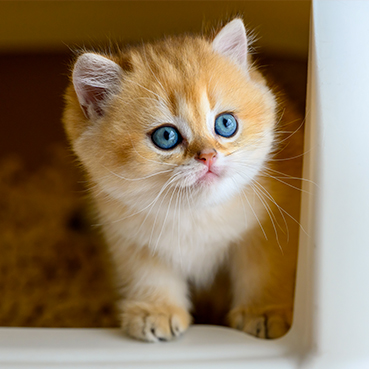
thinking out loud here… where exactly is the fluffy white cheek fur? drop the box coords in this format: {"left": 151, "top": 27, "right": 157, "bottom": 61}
{"left": 172, "top": 148, "right": 270, "bottom": 208}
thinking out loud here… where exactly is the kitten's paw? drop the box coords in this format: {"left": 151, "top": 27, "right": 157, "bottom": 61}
{"left": 120, "top": 301, "right": 191, "bottom": 342}
{"left": 228, "top": 306, "right": 292, "bottom": 339}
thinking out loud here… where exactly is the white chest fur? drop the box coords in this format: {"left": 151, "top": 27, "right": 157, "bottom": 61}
{"left": 101, "top": 191, "right": 262, "bottom": 285}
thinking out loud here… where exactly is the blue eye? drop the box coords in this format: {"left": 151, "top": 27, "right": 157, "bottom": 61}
{"left": 151, "top": 126, "right": 181, "bottom": 150}
{"left": 214, "top": 113, "right": 238, "bottom": 138}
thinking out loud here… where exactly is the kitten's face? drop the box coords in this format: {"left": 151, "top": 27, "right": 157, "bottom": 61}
{"left": 64, "top": 20, "right": 277, "bottom": 211}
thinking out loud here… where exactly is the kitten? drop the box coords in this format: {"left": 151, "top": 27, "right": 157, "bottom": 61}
{"left": 63, "top": 18, "right": 303, "bottom": 342}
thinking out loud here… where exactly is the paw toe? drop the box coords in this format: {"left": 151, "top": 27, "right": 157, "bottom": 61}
{"left": 228, "top": 306, "right": 291, "bottom": 339}
{"left": 121, "top": 301, "right": 191, "bottom": 342}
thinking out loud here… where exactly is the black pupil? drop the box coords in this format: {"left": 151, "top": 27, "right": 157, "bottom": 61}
{"left": 223, "top": 118, "right": 231, "bottom": 128}
{"left": 164, "top": 130, "right": 170, "bottom": 140}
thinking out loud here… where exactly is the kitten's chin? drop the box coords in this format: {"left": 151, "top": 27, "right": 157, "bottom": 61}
{"left": 189, "top": 173, "right": 243, "bottom": 208}
{"left": 197, "top": 171, "right": 219, "bottom": 184}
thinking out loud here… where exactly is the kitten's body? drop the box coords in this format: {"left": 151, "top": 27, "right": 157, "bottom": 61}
{"left": 63, "top": 19, "right": 302, "bottom": 341}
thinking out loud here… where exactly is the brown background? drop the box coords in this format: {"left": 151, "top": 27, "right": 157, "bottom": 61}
{"left": 0, "top": 1, "right": 310, "bottom": 168}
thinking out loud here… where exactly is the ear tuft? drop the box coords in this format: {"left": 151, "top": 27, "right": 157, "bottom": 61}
{"left": 73, "top": 53, "right": 123, "bottom": 120}
{"left": 212, "top": 19, "right": 248, "bottom": 69}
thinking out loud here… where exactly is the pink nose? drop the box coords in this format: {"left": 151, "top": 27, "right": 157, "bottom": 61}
{"left": 196, "top": 149, "right": 217, "bottom": 169}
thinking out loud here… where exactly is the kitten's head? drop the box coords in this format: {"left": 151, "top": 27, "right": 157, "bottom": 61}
{"left": 63, "top": 19, "right": 277, "bottom": 210}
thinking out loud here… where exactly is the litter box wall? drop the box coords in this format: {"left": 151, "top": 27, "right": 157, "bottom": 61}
{"left": 2, "top": 1, "right": 369, "bottom": 368}
{"left": 0, "top": 2, "right": 310, "bottom": 57}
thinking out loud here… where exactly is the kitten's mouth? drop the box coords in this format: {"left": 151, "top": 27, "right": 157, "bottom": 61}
{"left": 197, "top": 169, "right": 219, "bottom": 183}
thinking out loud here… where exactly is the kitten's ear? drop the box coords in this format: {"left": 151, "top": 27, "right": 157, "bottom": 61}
{"left": 72, "top": 53, "right": 123, "bottom": 120}
{"left": 212, "top": 18, "right": 248, "bottom": 70}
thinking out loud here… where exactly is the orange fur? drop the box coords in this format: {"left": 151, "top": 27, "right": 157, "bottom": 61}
{"left": 63, "top": 19, "right": 302, "bottom": 341}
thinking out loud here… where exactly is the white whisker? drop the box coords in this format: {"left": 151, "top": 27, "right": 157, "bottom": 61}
{"left": 252, "top": 179, "right": 289, "bottom": 243}
{"left": 276, "top": 116, "right": 305, "bottom": 144}
{"left": 268, "top": 149, "right": 311, "bottom": 162}
{"left": 251, "top": 183, "right": 284, "bottom": 254}
{"left": 153, "top": 181, "right": 180, "bottom": 252}
{"left": 241, "top": 187, "right": 268, "bottom": 241}
{"left": 141, "top": 173, "right": 181, "bottom": 244}
{"left": 101, "top": 164, "right": 173, "bottom": 181}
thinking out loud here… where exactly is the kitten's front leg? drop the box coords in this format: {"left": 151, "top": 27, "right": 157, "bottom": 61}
{"left": 228, "top": 232, "right": 296, "bottom": 339}
{"left": 113, "top": 245, "right": 191, "bottom": 342}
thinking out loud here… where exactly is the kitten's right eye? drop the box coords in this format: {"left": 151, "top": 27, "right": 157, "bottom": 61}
{"left": 151, "top": 126, "right": 182, "bottom": 150}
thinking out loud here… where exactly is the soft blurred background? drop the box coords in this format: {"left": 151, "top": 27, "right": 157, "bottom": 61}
{"left": 0, "top": 1, "right": 310, "bottom": 328}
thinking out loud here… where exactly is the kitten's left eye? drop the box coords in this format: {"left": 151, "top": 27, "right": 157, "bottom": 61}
{"left": 215, "top": 113, "right": 238, "bottom": 138}
{"left": 151, "top": 126, "right": 182, "bottom": 150}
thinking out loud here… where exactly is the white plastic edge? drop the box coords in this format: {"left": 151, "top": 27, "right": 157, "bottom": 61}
{"left": 2, "top": 1, "right": 369, "bottom": 368}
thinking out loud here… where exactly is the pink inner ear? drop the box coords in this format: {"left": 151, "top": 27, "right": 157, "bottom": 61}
{"left": 212, "top": 19, "right": 248, "bottom": 69}
{"left": 73, "top": 53, "right": 123, "bottom": 120}
{"left": 78, "top": 86, "right": 107, "bottom": 118}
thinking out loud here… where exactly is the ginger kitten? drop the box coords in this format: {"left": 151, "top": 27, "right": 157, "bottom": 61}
{"left": 63, "top": 18, "right": 303, "bottom": 342}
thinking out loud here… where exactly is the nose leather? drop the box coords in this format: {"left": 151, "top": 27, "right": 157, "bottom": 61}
{"left": 196, "top": 149, "right": 217, "bottom": 169}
